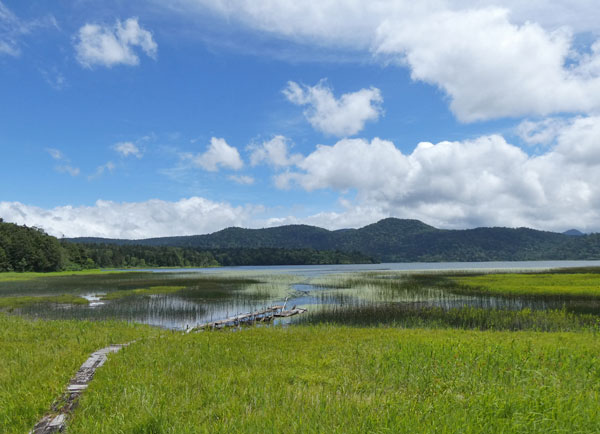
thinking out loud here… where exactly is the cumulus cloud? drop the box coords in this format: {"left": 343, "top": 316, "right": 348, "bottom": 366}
{"left": 516, "top": 118, "right": 569, "bottom": 146}
{"left": 274, "top": 116, "right": 600, "bottom": 232}
{"left": 249, "top": 135, "right": 302, "bottom": 167}
{"left": 7, "top": 114, "right": 600, "bottom": 236}
{"left": 193, "top": 137, "right": 243, "bottom": 171}
{"left": 0, "top": 197, "right": 262, "bottom": 239}
{"left": 283, "top": 81, "right": 383, "bottom": 136}
{"left": 75, "top": 17, "right": 157, "bottom": 68}
{"left": 113, "top": 141, "right": 143, "bottom": 158}
{"left": 167, "top": 0, "right": 600, "bottom": 122}
{"left": 374, "top": 7, "right": 600, "bottom": 121}
{"left": 554, "top": 116, "right": 600, "bottom": 165}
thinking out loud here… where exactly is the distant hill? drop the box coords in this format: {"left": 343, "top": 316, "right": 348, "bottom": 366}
{"left": 67, "top": 218, "right": 600, "bottom": 262}
{"left": 563, "top": 229, "right": 585, "bottom": 236}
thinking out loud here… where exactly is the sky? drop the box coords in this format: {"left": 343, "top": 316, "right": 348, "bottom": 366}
{"left": 1, "top": 0, "right": 600, "bottom": 238}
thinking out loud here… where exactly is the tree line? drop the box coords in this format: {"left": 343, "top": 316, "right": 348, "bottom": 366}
{"left": 0, "top": 220, "right": 374, "bottom": 272}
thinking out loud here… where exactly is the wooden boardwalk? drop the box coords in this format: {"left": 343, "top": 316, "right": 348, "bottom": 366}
{"left": 30, "top": 343, "right": 130, "bottom": 434}
{"left": 186, "top": 304, "right": 307, "bottom": 332}
{"left": 30, "top": 303, "right": 306, "bottom": 432}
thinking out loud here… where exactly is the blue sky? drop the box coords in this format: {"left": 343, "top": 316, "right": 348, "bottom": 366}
{"left": 1, "top": 1, "right": 600, "bottom": 238}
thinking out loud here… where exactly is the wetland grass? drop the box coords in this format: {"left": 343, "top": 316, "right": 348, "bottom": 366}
{"left": 298, "top": 305, "right": 600, "bottom": 332}
{"left": 100, "top": 285, "right": 187, "bottom": 300}
{"left": 0, "top": 294, "right": 89, "bottom": 309}
{"left": 0, "top": 313, "right": 160, "bottom": 433}
{"left": 4, "top": 269, "right": 600, "bottom": 432}
{"left": 453, "top": 273, "right": 600, "bottom": 298}
{"left": 68, "top": 326, "right": 600, "bottom": 433}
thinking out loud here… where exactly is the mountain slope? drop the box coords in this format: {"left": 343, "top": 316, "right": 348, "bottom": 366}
{"left": 66, "top": 218, "right": 600, "bottom": 262}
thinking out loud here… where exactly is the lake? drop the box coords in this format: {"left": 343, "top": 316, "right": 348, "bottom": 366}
{"left": 5, "top": 260, "right": 600, "bottom": 330}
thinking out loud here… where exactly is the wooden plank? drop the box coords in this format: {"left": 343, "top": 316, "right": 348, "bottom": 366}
{"left": 30, "top": 342, "right": 131, "bottom": 434}
{"left": 187, "top": 304, "right": 308, "bottom": 332}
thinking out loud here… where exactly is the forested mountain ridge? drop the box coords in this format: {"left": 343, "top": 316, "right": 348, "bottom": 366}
{"left": 67, "top": 217, "right": 600, "bottom": 262}
{"left": 0, "top": 219, "right": 373, "bottom": 272}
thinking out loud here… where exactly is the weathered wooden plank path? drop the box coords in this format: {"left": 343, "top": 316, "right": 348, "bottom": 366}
{"left": 31, "top": 303, "right": 306, "bottom": 432}
{"left": 186, "top": 304, "right": 307, "bottom": 332}
{"left": 30, "top": 343, "right": 130, "bottom": 434}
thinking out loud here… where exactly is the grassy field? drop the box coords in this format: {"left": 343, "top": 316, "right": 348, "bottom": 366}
{"left": 0, "top": 314, "right": 160, "bottom": 433}
{"left": 65, "top": 325, "right": 600, "bottom": 433}
{"left": 453, "top": 273, "right": 600, "bottom": 298}
{"left": 3, "top": 269, "right": 600, "bottom": 432}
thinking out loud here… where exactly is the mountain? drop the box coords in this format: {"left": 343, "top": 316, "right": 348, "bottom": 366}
{"left": 66, "top": 218, "right": 600, "bottom": 262}
{"left": 563, "top": 229, "right": 585, "bottom": 236}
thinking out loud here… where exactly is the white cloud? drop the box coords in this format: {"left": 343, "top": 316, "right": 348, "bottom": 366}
{"left": 516, "top": 118, "right": 569, "bottom": 147}
{"left": 554, "top": 116, "right": 600, "bottom": 165}
{"left": 374, "top": 7, "right": 600, "bottom": 121}
{"left": 275, "top": 116, "right": 600, "bottom": 232}
{"left": 56, "top": 165, "right": 80, "bottom": 177}
{"left": 40, "top": 68, "right": 67, "bottom": 90}
{"left": 0, "top": 1, "right": 20, "bottom": 56}
{"left": 167, "top": 1, "right": 600, "bottom": 122}
{"left": 114, "top": 141, "right": 143, "bottom": 158}
{"left": 75, "top": 17, "right": 157, "bottom": 68}
{"left": 0, "top": 197, "right": 262, "bottom": 239}
{"left": 46, "top": 148, "right": 80, "bottom": 176}
{"left": 7, "top": 114, "right": 600, "bottom": 236}
{"left": 46, "top": 148, "right": 64, "bottom": 160}
{"left": 283, "top": 81, "right": 383, "bottom": 136}
{"left": 228, "top": 175, "right": 255, "bottom": 185}
{"left": 88, "top": 161, "right": 116, "bottom": 180}
{"left": 0, "top": 1, "right": 57, "bottom": 56}
{"left": 249, "top": 135, "right": 302, "bottom": 167}
{"left": 193, "top": 137, "right": 243, "bottom": 171}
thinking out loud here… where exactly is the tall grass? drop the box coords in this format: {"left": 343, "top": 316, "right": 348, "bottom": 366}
{"left": 453, "top": 273, "right": 600, "bottom": 298}
{"left": 0, "top": 313, "right": 160, "bottom": 433}
{"left": 68, "top": 326, "right": 600, "bottom": 433}
{"left": 297, "top": 304, "right": 600, "bottom": 332}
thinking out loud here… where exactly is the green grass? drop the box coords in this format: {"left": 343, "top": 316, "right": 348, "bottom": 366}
{"left": 0, "top": 294, "right": 90, "bottom": 309}
{"left": 68, "top": 326, "right": 600, "bottom": 433}
{"left": 0, "top": 271, "right": 260, "bottom": 298}
{"left": 0, "top": 269, "right": 112, "bottom": 282}
{"left": 0, "top": 313, "right": 160, "bottom": 433}
{"left": 299, "top": 305, "right": 600, "bottom": 331}
{"left": 100, "top": 285, "right": 187, "bottom": 300}
{"left": 453, "top": 273, "right": 600, "bottom": 298}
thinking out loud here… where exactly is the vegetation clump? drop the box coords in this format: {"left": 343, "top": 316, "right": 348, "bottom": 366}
{"left": 453, "top": 273, "right": 600, "bottom": 298}
{"left": 0, "top": 294, "right": 89, "bottom": 309}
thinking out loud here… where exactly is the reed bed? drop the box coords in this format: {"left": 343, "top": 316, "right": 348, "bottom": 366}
{"left": 297, "top": 304, "right": 600, "bottom": 332}
{"left": 453, "top": 273, "right": 600, "bottom": 298}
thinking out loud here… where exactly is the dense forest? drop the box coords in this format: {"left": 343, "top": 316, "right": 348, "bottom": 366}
{"left": 69, "top": 217, "right": 600, "bottom": 262}
{"left": 0, "top": 219, "right": 373, "bottom": 272}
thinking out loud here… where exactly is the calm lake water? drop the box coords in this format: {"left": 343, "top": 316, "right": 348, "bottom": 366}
{"left": 143, "top": 260, "right": 600, "bottom": 276}
{"left": 6, "top": 260, "right": 600, "bottom": 330}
